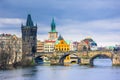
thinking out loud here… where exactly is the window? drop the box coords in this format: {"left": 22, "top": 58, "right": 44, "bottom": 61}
{"left": 61, "top": 41, "right": 64, "bottom": 44}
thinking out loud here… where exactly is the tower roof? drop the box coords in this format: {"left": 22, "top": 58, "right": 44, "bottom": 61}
{"left": 58, "top": 35, "right": 64, "bottom": 40}
{"left": 26, "top": 14, "right": 34, "bottom": 27}
{"left": 51, "top": 18, "right": 56, "bottom": 32}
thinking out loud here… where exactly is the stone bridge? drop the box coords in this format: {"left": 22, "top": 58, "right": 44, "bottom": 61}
{"left": 79, "top": 51, "right": 113, "bottom": 65}
{"left": 34, "top": 51, "right": 120, "bottom": 66}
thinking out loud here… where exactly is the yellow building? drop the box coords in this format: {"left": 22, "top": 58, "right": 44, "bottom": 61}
{"left": 55, "top": 35, "right": 70, "bottom": 52}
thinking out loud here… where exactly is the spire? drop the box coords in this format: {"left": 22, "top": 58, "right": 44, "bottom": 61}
{"left": 26, "top": 14, "right": 34, "bottom": 27}
{"left": 51, "top": 18, "right": 56, "bottom": 32}
{"left": 58, "top": 34, "right": 64, "bottom": 40}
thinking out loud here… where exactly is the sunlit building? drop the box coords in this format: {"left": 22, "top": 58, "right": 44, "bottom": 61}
{"left": 83, "top": 37, "right": 97, "bottom": 51}
{"left": 78, "top": 37, "right": 97, "bottom": 51}
{"left": 55, "top": 35, "right": 70, "bottom": 52}
{"left": 48, "top": 18, "right": 58, "bottom": 40}
{"left": 70, "top": 41, "right": 78, "bottom": 51}
{"left": 44, "top": 18, "right": 58, "bottom": 53}
{"left": 0, "top": 34, "right": 22, "bottom": 64}
{"left": 37, "top": 40, "right": 44, "bottom": 53}
{"left": 78, "top": 40, "right": 88, "bottom": 51}
{"left": 44, "top": 40, "right": 55, "bottom": 53}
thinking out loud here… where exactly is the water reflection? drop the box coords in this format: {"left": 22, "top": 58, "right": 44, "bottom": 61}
{"left": 93, "top": 59, "right": 112, "bottom": 67}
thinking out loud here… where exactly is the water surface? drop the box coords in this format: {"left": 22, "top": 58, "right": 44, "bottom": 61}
{"left": 0, "top": 59, "right": 120, "bottom": 80}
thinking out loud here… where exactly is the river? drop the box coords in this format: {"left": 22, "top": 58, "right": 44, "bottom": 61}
{"left": 0, "top": 59, "right": 120, "bottom": 80}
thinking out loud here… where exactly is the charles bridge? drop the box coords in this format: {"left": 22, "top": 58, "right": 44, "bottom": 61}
{"left": 34, "top": 50, "right": 120, "bottom": 66}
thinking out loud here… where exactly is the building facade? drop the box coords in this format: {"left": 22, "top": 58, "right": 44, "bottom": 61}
{"left": 44, "top": 40, "right": 55, "bottom": 53}
{"left": 78, "top": 37, "right": 97, "bottom": 51}
{"left": 55, "top": 35, "right": 70, "bottom": 52}
{"left": 43, "top": 18, "right": 58, "bottom": 53}
{"left": 0, "top": 34, "right": 22, "bottom": 65}
{"left": 70, "top": 41, "right": 78, "bottom": 51}
{"left": 37, "top": 40, "right": 44, "bottom": 53}
{"left": 77, "top": 40, "right": 88, "bottom": 51}
{"left": 21, "top": 14, "right": 37, "bottom": 55}
{"left": 83, "top": 37, "right": 97, "bottom": 51}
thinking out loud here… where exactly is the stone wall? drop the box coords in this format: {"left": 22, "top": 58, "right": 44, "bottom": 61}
{"left": 112, "top": 52, "right": 120, "bottom": 66}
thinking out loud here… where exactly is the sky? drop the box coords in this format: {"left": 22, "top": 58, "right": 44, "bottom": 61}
{"left": 0, "top": 0, "right": 120, "bottom": 46}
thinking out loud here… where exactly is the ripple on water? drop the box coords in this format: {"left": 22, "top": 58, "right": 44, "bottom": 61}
{"left": 22, "top": 74, "right": 33, "bottom": 77}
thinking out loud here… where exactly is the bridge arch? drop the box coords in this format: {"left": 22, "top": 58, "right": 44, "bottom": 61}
{"left": 90, "top": 54, "right": 112, "bottom": 66}
{"left": 59, "top": 53, "right": 80, "bottom": 65}
{"left": 34, "top": 55, "right": 50, "bottom": 64}
{"left": 34, "top": 56, "right": 44, "bottom": 64}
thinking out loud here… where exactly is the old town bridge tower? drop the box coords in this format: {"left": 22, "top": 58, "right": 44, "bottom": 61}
{"left": 21, "top": 14, "right": 37, "bottom": 55}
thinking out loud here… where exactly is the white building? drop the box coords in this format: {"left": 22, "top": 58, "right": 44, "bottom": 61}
{"left": 70, "top": 41, "right": 78, "bottom": 51}
{"left": 44, "top": 40, "right": 55, "bottom": 53}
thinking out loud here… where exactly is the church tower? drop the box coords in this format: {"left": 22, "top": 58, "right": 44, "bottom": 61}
{"left": 21, "top": 14, "right": 37, "bottom": 55}
{"left": 48, "top": 18, "right": 58, "bottom": 40}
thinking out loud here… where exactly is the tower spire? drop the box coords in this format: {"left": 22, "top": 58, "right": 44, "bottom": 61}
{"left": 58, "top": 34, "right": 64, "bottom": 40}
{"left": 51, "top": 18, "right": 56, "bottom": 32}
{"left": 26, "top": 14, "right": 34, "bottom": 27}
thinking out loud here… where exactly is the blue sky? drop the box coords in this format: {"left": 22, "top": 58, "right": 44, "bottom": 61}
{"left": 0, "top": 0, "right": 120, "bottom": 46}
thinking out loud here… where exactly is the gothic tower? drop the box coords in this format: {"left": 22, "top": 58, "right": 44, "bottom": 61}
{"left": 48, "top": 18, "right": 58, "bottom": 40}
{"left": 21, "top": 14, "right": 37, "bottom": 55}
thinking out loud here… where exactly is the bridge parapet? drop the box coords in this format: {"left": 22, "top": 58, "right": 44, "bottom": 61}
{"left": 88, "top": 51, "right": 113, "bottom": 58}
{"left": 34, "top": 51, "right": 120, "bottom": 66}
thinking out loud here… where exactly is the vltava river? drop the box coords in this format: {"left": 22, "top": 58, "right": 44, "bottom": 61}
{"left": 0, "top": 59, "right": 120, "bottom": 80}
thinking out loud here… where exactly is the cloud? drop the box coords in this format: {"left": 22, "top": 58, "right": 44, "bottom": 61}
{"left": 56, "top": 18, "right": 120, "bottom": 34}
{"left": 0, "top": 18, "right": 25, "bottom": 26}
{"left": 3, "top": 0, "right": 120, "bottom": 9}
{"left": 0, "top": 0, "right": 120, "bottom": 21}
{"left": 0, "top": 0, "right": 120, "bottom": 46}
{"left": 0, "top": 18, "right": 25, "bottom": 37}
{"left": 0, "top": 17, "right": 120, "bottom": 46}
{"left": 37, "top": 17, "right": 120, "bottom": 46}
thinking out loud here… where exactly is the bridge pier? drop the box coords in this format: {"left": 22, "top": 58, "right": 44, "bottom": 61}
{"left": 80, "top": 58, "right": 90, "bottom": 65}
{"left": 21, "top": 55, "right": 34, "bottom": 67}
{"left": 50, "top": 59, "right": 60, "bottom": 65}
{"left": 112, "top": 54, "right": 120, "bottom": 66}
